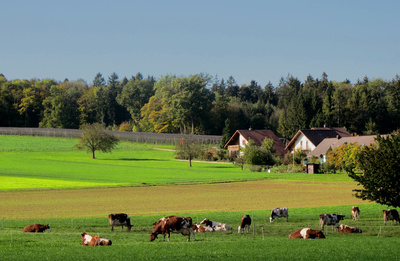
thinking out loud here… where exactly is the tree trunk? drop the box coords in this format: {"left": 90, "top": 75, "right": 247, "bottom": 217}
{"left": 92, "top": 149, "right": 96, "bottom": 159}
{"left": 189, "top": 156, "right": 192, "bottom": 167}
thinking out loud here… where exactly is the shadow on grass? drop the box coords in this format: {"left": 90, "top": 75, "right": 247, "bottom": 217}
{"left": 102, "top": 158, "right": 167, "bottom": 161}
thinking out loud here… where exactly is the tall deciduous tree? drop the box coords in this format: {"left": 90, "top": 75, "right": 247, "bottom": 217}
{"left": 349, "top": 134, "right": 400, "bottom": 208}
{"left": 75, "top": 123, "right": 119, "bottom": 159}
{"left": 117, "top": 75, "right": 155, "bottom": 125}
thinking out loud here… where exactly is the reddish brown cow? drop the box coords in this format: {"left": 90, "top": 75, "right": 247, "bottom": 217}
{"left": 351, "top": 206, "right": 360, "bottom": 221}
{"left": 108, "top": 213, "right": 132, "bottom": 231}
{"left": 150, "top": 216, "right": 196, "bottom": 242}
{"left": 238, "top": 215, "right": 251, "bottom": 233}
{"left": 382, "top": 209, "right": 400, "bottom": 225}
{"left": 22, "top": 224, "right": 51, "bottom": 233}
{"left": 81, "top": 233, "right": 112, "bottom": 246}
{"left": 288, "top": 228, "right": 325, "bottom": 239}
{"left": 192, "top": 222, "right": 214, "bottom": 232}
{"left": 337, "top": 224, "right": 362, "bottom": 233}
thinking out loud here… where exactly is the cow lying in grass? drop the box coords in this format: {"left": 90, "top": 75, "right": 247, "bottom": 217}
{"left": 192, "top": 222, "right": 214, "bottom": 232}
{"left": 22, "top": 224, "right": 51, "bottom": 233}
{"left": 200, "top": 218, "right": 232, "bottom": 231}
{"left": 81, "top": 233, "right": 112, "bottom": 246}
{"left": 288, "top": 228, "right": 325, "bottom": 239}
{"left": 337, "top": 224, "right": 362, "bottom": 233}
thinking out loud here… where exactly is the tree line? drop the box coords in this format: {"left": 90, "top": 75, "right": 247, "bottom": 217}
{"left": 1, "top": 72, "right": 400, "bottom": 139}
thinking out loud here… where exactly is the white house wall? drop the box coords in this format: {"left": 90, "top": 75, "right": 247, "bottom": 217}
{"left": 293, "top": 133, "right": 315, "bottom": 152}
{"left": 239, "top": 135, "right": 247, "bottom": 148}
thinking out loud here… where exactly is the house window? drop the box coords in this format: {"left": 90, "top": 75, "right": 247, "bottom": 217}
{"left": 242, "top": 140, "right": 246, "bottom": 146}
{"left": 306, "top": 141, "right": 309, "bottom": 149}
{"left": 300, "top": 141, "right": 303, "bottom": 149}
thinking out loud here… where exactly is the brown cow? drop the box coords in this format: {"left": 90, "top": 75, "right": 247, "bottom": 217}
{"left": 108, "top": 213, "right": 132, "bottom": 231}
{"left": 22, "top": 224, "right": 51, "bottom": 233}
{"left": 81, "top": 233, "right": 112, "bottom": 246}
{"left": 351, "top": 206, "right": 360, "bottom": 221}
{"left": 150, "top": 216, "right": 196, "bottom": 242}
{"left": 288, "top": 228, "right": 325, "bottom": 239}
{"left": 382, "top": 209, "right": 400, "bottom": 225}
{"left": 337, "top": 224, "right": 362, "bottom": 233}
{"left": 238, "top": 215, "right": 251, "bottom": 233}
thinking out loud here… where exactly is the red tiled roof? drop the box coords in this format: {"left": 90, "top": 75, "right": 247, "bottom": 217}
{"left": 224, "top": 129, "right": 287, "bottom": 157}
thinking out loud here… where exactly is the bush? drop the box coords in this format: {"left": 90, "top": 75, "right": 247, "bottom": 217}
{"left": 203, "top": 150, "right": 217, "bottom": 161}
{"left": 249, "top": 165, "right": 263, "bottom": 172}
{"left": 118, "top": 121, "right": 132, "bottom": 132}
{"left": 216, "top": 149, "right": 229, "bottom": 161}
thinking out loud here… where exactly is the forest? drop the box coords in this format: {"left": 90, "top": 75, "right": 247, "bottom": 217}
{"left": 1, "top": 72, "right": 400, "bottom": 140}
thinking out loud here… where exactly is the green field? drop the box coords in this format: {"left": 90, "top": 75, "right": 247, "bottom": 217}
{"left": 0, "top": 135, "right": 399, "bottom": 260}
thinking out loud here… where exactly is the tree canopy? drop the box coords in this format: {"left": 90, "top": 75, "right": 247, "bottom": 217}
{"left": 1, "top": 72, "right": 400, "bottom": 138}
{"left": 348, "top": 134, "right": 400, "bottom": 208}
{"left": 75, "top": 123, "right": 119, "bottom": 159}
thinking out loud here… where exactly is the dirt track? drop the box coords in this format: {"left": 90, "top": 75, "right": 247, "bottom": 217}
{"left": 0, "top": 179, "right": 366, "bottom": 220}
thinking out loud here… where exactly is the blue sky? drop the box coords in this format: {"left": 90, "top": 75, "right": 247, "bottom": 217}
{"left": 1, "top": 0, "right": 399, "bottom": 86}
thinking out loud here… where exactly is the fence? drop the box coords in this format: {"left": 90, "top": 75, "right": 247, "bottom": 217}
{"left": 0, "top": 127, "right": 222, "bottom": 146}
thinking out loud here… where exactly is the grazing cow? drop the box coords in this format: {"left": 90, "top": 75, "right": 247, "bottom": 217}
{"left": 108, "top": 213, "right": 132, "bottom": 231}
{"left": 81, "top": 233, "right": 112, "bottom": 246}
{"left": 238, "top": 215, "right": 251, "bottom": 233}
{"left": 22, "top": 224, "right": 51, "bottom": 233}
{"left": 319, "top": 214, "right": 345, "bottom": 231}
{"left": 200, "top": 218, "right": 233, "bottom": 231}
{"left": 150, "top": 216, "right": 196, "bottom": 242}
{"left": 351, "top": 206, "right": 360, "bottom": 221}
{"left": 288, "top": 228, "right": 325, "bottom": 239}
{"left": 269, "top": 207, "right": 289, "bottom": 222}
{"left": 382, "top": 209, "right": 400, "bottom": 225}
{"left": 337, "top": 224, "right": 362, "bottom": 233}
{"left": 192, "top": 222, "right": 214, "bottom": 232}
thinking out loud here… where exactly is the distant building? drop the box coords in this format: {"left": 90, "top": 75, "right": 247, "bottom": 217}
{"left": 285, "top": 127, "right": 351, "bottom": 154}
{"left": 224, "top": 129, "right": 286, "bottom": 158}
{"left": 309, "top": 135, "right": 380, "bottom": 162}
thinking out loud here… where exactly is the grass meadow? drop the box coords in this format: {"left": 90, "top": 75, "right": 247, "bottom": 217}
{"left": 0, "top": 135, "right": 399, "bottom": 260}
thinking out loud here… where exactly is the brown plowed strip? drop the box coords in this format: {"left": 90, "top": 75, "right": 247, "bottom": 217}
{"left": 0, "top": 180, "right": 366, "bottom": 220}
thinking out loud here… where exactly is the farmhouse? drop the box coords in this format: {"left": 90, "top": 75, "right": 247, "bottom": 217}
{"left": 285, "top": 127, "right": 351, "bottom": 154}
{"left": 224, "top": 129, "right": 286, "bottom": 158}
{"left": 309, "top": 135, "right": 379, "bottom": 163}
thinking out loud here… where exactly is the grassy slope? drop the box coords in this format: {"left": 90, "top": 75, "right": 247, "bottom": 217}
{"left": 1, "top": 204, "right": 399, "bottom": 260}
{"left": 1, "top": 135, "right": 398, "bottom": 260}
{"left": 0, "top": 135, "right": 351, "bottom": 190}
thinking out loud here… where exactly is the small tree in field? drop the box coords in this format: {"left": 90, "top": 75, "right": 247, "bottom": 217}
{"left": 348, "top": 134, "right": 400, "bottom": 208}
{"left": 75, "top": 123, "right": 119, "bottom": 159}
{"left": 175, "top": 136, "right": 201, "bottom": 167}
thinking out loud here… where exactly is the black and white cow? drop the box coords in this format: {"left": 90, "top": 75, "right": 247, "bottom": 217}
{"left": 108, "top": 213, "right": 132, "bottom": 231}
{"left": 269, "top": 207, "right": 289, "bottom": 222}
{"left": 200, "top": 218, "right": 233, "bottom": 231}
{"left": 319, "top": 214, "right": 345, "bottom": 231}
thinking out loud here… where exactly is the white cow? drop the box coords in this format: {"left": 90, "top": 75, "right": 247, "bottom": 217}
{"left": 269, "top": 207, "right": 289, "bottom": 222}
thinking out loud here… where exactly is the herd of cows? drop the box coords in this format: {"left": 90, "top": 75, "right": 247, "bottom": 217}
{"left": 20, "top": 207, "right": 400, "bottom": 245}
